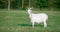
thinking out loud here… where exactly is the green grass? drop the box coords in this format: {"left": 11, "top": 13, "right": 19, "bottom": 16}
{"left": 0, "top": 10, "right": 60, "bottom": 32}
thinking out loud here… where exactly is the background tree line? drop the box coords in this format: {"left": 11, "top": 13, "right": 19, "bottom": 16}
{"left": 0, "top": 0, "right": 60, "bottom": 10}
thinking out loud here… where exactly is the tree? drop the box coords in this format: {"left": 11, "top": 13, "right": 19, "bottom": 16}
{"left": 48, "top": 0, "right": 54, "bottom": 10}
{"left": 22, "top": 0, "right": 24, "bottom": 8}
{"left": 0, "top": 0, "right": 60, "bottom": 10}
{"left": 8, "top": 0, "right": 10, "bottom": 11}
{"left": 29, "top": 0, "right": 31, "bottom": 8}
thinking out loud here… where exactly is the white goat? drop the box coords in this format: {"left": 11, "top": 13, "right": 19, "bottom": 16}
{"left": 27, "top": 8, "right": 48, "bottom": 28}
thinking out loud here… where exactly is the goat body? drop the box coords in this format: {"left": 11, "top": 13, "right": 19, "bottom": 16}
{"left": 31, "top": 13, "right": 48, "bottom": 23}
{"left": 27, "top": 8, "right": 48, "bottom": 28}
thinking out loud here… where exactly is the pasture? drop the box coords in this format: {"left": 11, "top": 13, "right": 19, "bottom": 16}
{"left": 0, "top": 9, "right": 60, "bottom": 32}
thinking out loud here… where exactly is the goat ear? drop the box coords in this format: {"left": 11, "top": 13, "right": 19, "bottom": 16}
{"left": 30, "top": 8, "right": 32, "bottom": 9}
{"left": 30, "top": 7, "right": 33, "bottom": 9}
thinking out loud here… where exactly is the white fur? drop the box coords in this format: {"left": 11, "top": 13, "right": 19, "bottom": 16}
{"left": 27, "top": 8, "right": 48, "bottom": 28}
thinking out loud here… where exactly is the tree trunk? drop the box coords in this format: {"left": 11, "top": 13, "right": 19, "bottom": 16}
{"left": 22, "top": 0, "right": 24, "bottom": 8}
{"left": 48, "top": 0, "right": 54, "bottom": 10}
{"left": 29, "top": 0, "right": 31, "bottom": 8}
{"left": 8, "top": 0, "right": 10, "bottom": 11}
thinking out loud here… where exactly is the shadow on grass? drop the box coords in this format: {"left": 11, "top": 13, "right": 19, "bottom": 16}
{"left": 18, "top": 24, "right": 31, "bottom": 26}
{"left": 18, "top": 24, "right": 43, "bottom": 27}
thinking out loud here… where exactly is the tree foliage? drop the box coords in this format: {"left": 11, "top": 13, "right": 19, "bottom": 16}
{"left": 0, "top": 0, "right": 60, "bottom": 10}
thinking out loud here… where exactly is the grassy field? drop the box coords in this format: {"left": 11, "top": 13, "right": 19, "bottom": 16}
{"left": 0, "top": 10, "right": 60, "bottom": 32}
